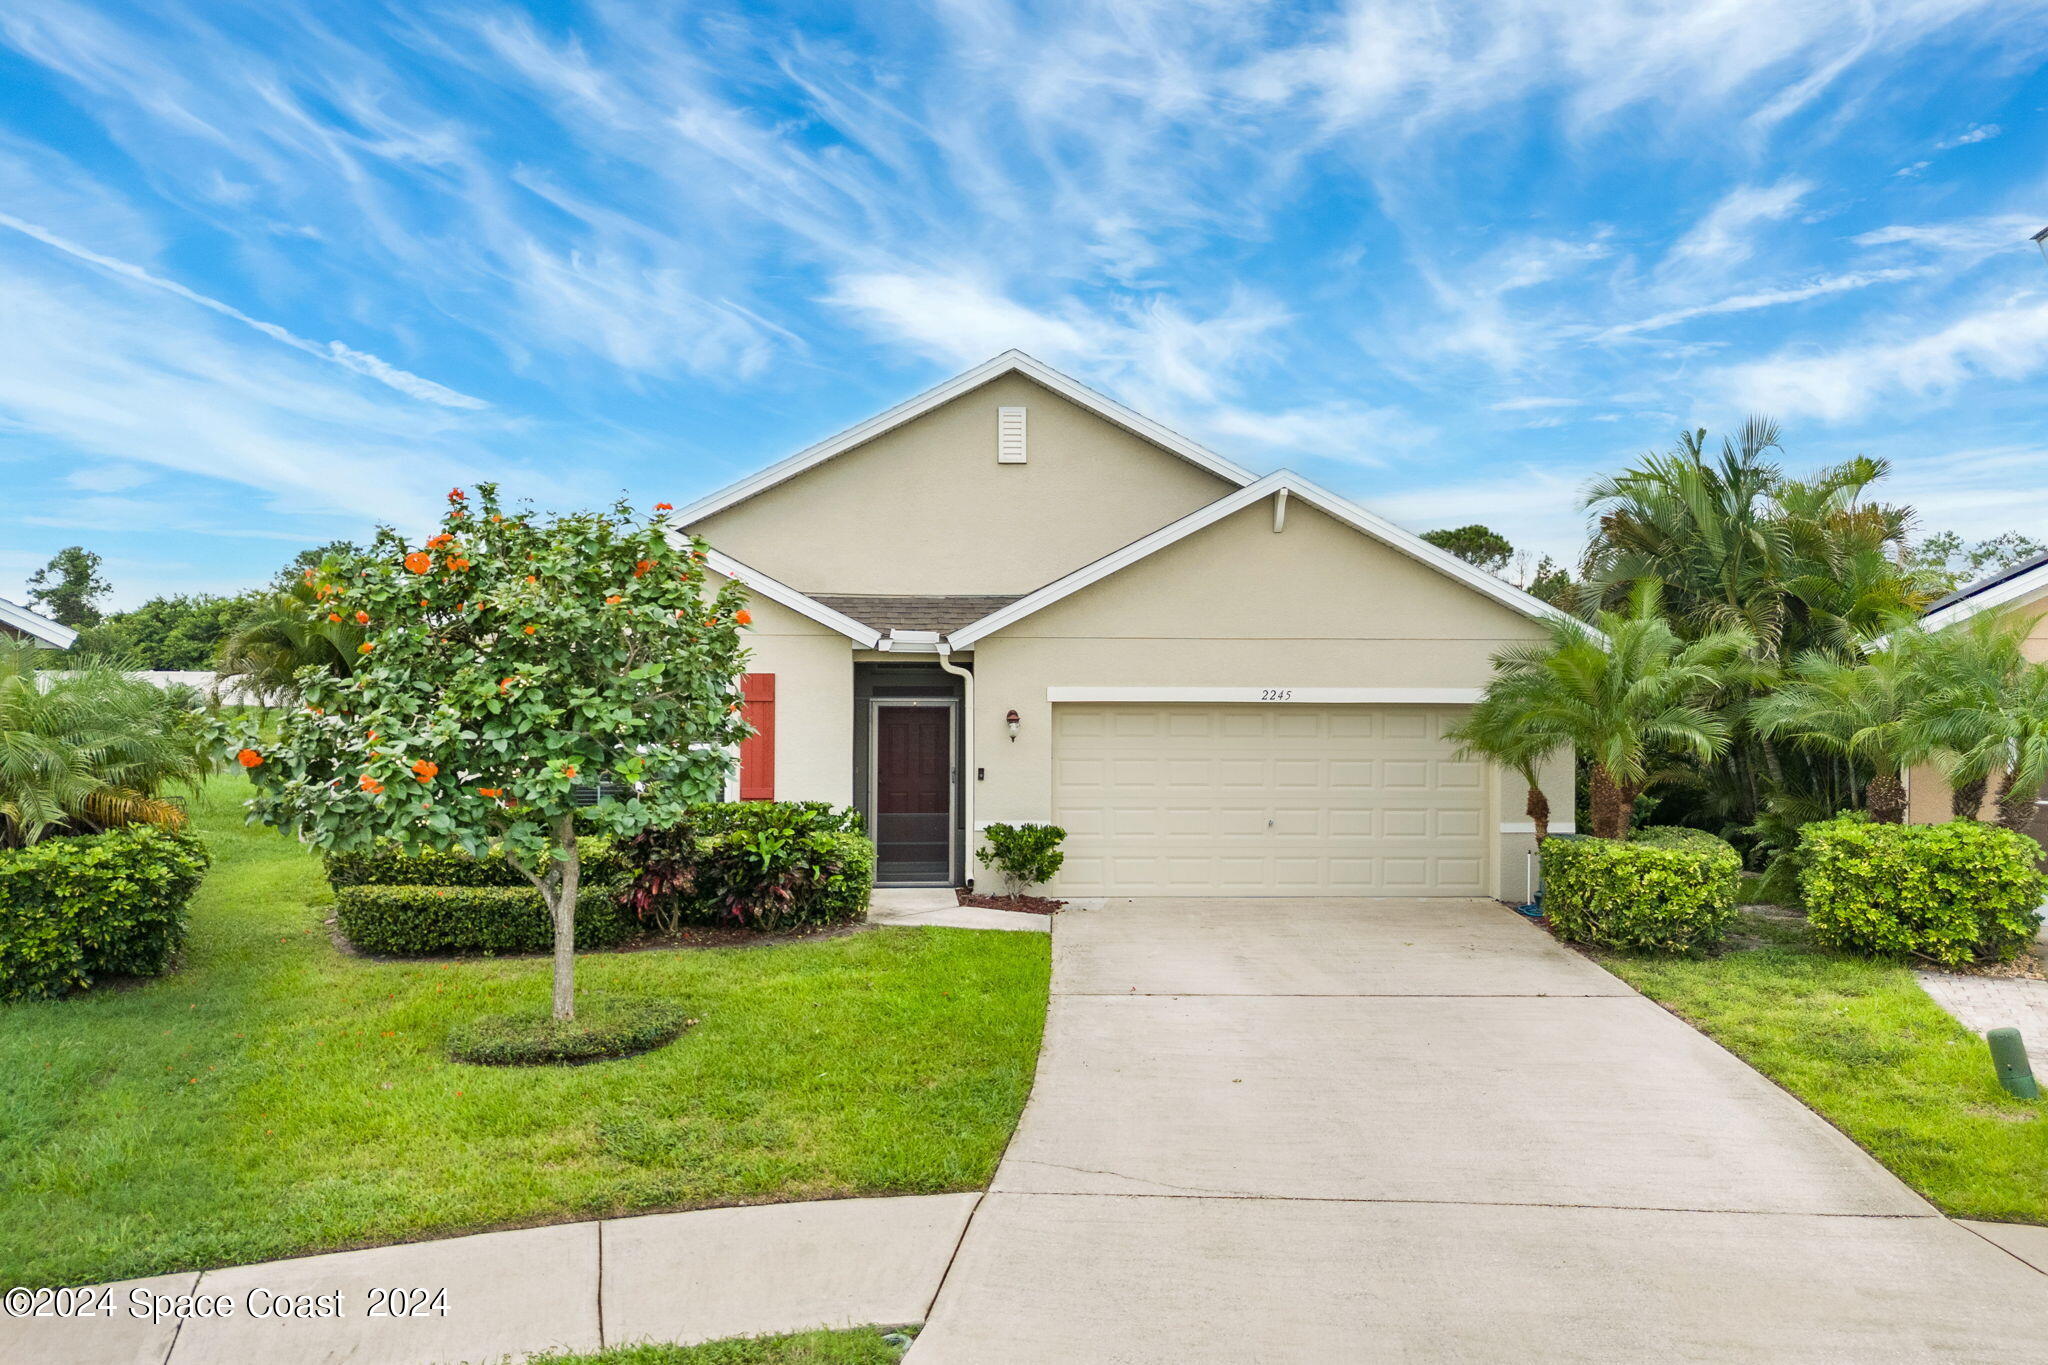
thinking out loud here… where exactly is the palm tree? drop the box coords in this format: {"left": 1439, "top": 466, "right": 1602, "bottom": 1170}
{"left": 1749, "top": 636, "right": 1930, "bottom": 823}
{"left": 1905, "top": 607, "right": 2034, "bottom": 820}
{"left": 1445, "top": 682, "right": 1565, "bottom": 842}
{"left": 215, "top": 576, "right": 360, "bottom": 704}
{"left": 1483, "top": 584, "right": 1753, "bottom": 838}
{"left": 0, "top": 640, "right": 211, "bottom": 847}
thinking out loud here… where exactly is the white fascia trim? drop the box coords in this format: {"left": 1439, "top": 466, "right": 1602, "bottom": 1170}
{"left": 1046, "top": 686, "right": 1483, "bottom": 704}
{"left": 698, "top": 548, "right": 880, "bottom": 647}
{"left": 1500, "top": 820, "right": 1576, "bottom": 834}
{"left": 666, "top": 350, "right": 1258, "bottom": 527}
{"left": 952, "top": 471, "right": 1593, "bottom": 647}
{"left": 1919, "top": 565, "right": 2048, "bottom": 633}
{"left": 0, "top": 595, "right": 77, "bottom": 648}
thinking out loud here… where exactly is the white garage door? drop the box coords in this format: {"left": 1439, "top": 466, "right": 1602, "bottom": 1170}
{"left": 1051, "top": 704, "right": 1489, "bottom": 896}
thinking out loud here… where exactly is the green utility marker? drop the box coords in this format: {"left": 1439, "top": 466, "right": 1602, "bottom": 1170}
{"left": 1988, "top": 1027, "right": 2040, "bottom": 1100}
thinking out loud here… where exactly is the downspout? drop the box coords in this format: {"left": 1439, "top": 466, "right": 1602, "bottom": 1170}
{"left": 936, "top": 639, "right": 974, "bottom": 890}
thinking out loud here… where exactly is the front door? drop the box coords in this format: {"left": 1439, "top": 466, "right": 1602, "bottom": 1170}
{"left": 873, "top": 702, "right": 954, "bottom": 884}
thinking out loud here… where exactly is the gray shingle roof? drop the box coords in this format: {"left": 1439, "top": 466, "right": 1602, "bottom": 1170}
{"left": 1922, "top": 549, "right": 2048, "bottom": 616}
{"left": 809, "top": 594, "right": 1023, "bottom": 634}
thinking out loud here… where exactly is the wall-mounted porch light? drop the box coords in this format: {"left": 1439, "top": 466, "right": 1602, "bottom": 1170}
{"left": 1006, "top": 709, "right": 1020, "bottom": 741}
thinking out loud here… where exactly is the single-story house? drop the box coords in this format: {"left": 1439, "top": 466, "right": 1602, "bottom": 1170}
{"left": 672, "top": 351, "right": 1573, "bottom": 900}
{"left": 0, "top": 595, "right": 76, "bottom": 649}
{"left": 1905, "top": 551, "right": 2048, "bottom": 836}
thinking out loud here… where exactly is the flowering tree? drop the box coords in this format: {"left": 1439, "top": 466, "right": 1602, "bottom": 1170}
{"left": 226, "top": 486, "right": 752, "bottom": 1020}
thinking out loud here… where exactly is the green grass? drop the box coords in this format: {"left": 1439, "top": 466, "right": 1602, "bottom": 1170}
{"left": 1604, "top": 912, "right": 2048, "bottom": 1223}
{"left": 527, "top": 1326, "right": 911, "bottom": 1364}
{"left": 0, "top": 777, "right": 1049, "bottom": 1287}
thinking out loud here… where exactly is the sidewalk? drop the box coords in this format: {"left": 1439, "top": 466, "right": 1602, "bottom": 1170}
{"left": 8, "top": 1194, "right": 977, "bottom": 1365}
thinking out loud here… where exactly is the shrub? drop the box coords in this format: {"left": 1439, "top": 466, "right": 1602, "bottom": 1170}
{"left": 448, "top": 996, "right": 692, "bottom": 1065}
{"left": 334, "top": 880, "right": 638, "bottom": 957}
{"left": 978, "top": 823, "right": 1065, "bottom": 896}
{"left": 0, "top": 826, "right": 210, "bottom": 1001}
{"left": 1540, "top": 826, "right": 1741, "bottom": 954}
{"left": 1797, "top": 817, "right": 2045, "bottom": 966}
{"left": 623, "top": 802, "right": 875, "bottom": 933}
{"left": 324, "top": 837, "right": 630, "bottom": 891}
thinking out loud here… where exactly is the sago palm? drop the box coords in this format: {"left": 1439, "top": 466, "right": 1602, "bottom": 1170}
{"left": 1484, "top": 584, "right": 1753, "bottom": 838}
{"left": 0, "top": 640, "right": 210, "bottom": 847}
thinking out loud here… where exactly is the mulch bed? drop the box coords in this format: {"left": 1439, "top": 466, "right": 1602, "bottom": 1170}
{"left": 956, "top": 888, "right": 1064, "bottom": 915}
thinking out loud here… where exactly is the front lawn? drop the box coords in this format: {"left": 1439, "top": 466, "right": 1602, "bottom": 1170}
{"left": 0, "top": 777, "right": 1049, "bottom": 1288}
{"left": 1604, "top": 911, "right": 2048, "bottom": 1224}
{"left": 530, "top": 1326, "right": 911, "bottom": 1364}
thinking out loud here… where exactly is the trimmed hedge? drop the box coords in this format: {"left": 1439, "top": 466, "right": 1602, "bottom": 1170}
{"left": 0, "top": 826, "right": 211, "bottom": 1001}
{"left": 624, "top": 802, "right": 875, "bottom": 933}
{"left": 448, "top": 997, "right": 692, "bottom": 1065}
{"left": 1798, "top": 817, "right": 2046, "bottom": 966}
{"left": 325, "top": 837, "right": 630, "bottom": 890}
{"left": 1540, "top": 826, "right": 1741, "bottom": 955}
{"left": 334, "top": 881, "right": 639, "bottom": 957}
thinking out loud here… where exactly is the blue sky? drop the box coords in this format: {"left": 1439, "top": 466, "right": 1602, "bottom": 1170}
{"left": 2, "top": 1, "right": 2046, "bottom": 608}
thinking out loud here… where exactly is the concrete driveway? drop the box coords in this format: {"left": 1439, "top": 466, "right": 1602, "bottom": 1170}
{"left": 910, "top": 898, "right": 2048, "bottom": 1363}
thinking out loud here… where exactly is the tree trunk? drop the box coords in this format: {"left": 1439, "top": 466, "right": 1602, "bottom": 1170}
{"left": 1526, "top": 783, "right": 1550, "bottom": 843}
{"left": 1758, "top": 734, "right": 1786, "bottom": 791}
{"left": 1864, "top": 770, "right": 1905, "bottom": 824}
{"left": 551, "top": 813, "right": 580, "bottom": 1022}
{"left": 1588, "top": 764, "right": 1625, "bottom": 839}
{"left": 1994, "top": 770, "right": 2036, "bottom": 831}
{"left": 1952, "top": 773, "right": 1987, "bottom": 821}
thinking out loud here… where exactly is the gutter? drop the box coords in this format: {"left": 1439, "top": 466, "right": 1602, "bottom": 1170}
{"left": 935, "top": 639, "right": 974, "bottom": 889}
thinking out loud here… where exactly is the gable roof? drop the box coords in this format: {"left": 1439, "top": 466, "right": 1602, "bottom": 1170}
{"left": 0, "top": 595, "right": 77, "bottom": 649}
{"left": 1920, "top": 550, "right": 2048, "bottom": 632}
{"left": 948, "top": 470, "right": 1585, "bottom": 647}
{"left": 668, "top": 350, "right": 1259, "bottom": 527}
{"left": 810, "top": 594, "right": 1024, "bottom": 634}
{"left": 699, "top": 548, "right": 881, "bottom": 647}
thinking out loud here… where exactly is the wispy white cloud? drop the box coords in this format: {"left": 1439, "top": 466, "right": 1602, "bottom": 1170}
{"left": 1714, "top": 294, "right": 2048, "bottom": 421}
{"left": 1852, "top": 214, "right": 2041, "bottom": 257}
{"left": 1663, "top": 178, "right": 1811, "bottom": 275}
{"left": 1935, "top": 123, "right": 2002, "bottom": 150}
{"left": 1600, "top": 267, "right": 1922, "bottom": 338}
{"left": 0, "top": 211, "right": 487, "bottom": 409}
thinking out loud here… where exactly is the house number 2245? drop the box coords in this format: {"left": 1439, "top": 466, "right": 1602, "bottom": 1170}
{"left": 1258, "top": 689, "right": 1294, "bottom": 701}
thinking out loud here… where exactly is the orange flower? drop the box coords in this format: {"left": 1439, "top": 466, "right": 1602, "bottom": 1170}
{"left": 327, "top": 612, "right": 342, "bottom": 623}
{"left": 357, "top": 642, "right": 375, "bottom": 655}
{"left": 562, "top": 765, "right": 577, "bottom": 779}
{"left": 412, "top": 760, "right": 439, "bottom": 783}
{"left": 449, "top": 556, "right": 471, "bottom": 571}
{"left": 368, "top": 730, "right": 377, "bottom": 740}
{"left": 654, "top": 502, "right": 673, "bottom": 511}
{"left": 634, "top": 559, "right": 655, "bottom": 577}
{"left": 734, "top": 609, "right": 752, "bottom": 626}
{"left": 476, "top": 787, "right": 503, "bottom": 798}
{"left": 354, "top": 610, "right": 369, "bottom": 625}
{"left": 448, "top": 487, "right": 467, "bottom": 501}
{"left": 525, "top": 574, "right": 537, "bottom": 584}
{"left": 606, "top": 594, "right": 623, "bottom": 605}
{"left": 404, "top": 551, "right": 432, "bottom": 574}
{"left": 426, "top": 533, "right": 455, "bottom": 549}
{"left": 523, "top": 624, "right": 537, "bottom": 635}
{"left": 358, "top": 774, "right": 384, "bottom": 794}
{"left": 500, "top": 677, "right": 515, "bottom": 692}
{"left": 420, "top": 599, "right": 429, "bottom": 608}
{"left": 237, "top": 748, "right": 264, "bottom": 769}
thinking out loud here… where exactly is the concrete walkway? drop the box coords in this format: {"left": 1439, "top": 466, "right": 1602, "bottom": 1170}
{"left": 867, "top": 887, "right": 1053, "bottom": 932}
{"left": 7, "top": 1194, "right": 976, "bottom": 1365}
{"left": 909, "top": 898, "right": 2048, "bottom": 1362}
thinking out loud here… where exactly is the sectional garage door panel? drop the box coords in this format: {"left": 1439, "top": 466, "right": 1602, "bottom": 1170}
{"left": 1052, "top": 704, "right": 1487, "bottom": 896}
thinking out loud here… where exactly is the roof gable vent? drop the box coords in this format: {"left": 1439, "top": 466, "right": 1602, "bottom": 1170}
{"left": 997, "top": 406, "right": 1027, "bottom": 464}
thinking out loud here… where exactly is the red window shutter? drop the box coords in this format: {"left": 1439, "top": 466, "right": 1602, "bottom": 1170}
{"left": 737, "top": 672, "right": 775, "bottom": 801}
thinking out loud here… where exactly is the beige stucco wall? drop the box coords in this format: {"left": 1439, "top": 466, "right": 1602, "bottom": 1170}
{"left": 713, "top": 571, "right": 854, "bottom": 807}
{"left": 1906, "top": 588, "right": 2048, "bottom": 824}
{"left": 684, "top": 373, "right": 1237, "bottom": 595}
{"left": 961, "top": 498, "right": 1566, "bottom": 900}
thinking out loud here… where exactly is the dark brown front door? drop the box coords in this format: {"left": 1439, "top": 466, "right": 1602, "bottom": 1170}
{"left": 875, "top": 704, "right": 953, "bottom": 884}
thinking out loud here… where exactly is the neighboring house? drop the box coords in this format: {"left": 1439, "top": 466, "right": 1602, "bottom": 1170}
{"left": 675, "top": 350, "right": 1574, "bottom": 899}
{"left": 1905, "top": 551, "right": 2048, "bottom": 831}
{"left": 0, "top": 595, "right": 76, "bottom": 650}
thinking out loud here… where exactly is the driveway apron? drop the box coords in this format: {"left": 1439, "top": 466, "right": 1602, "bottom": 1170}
{"left": 909, "top": 898, "right": 2048, "bottom": 1363}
